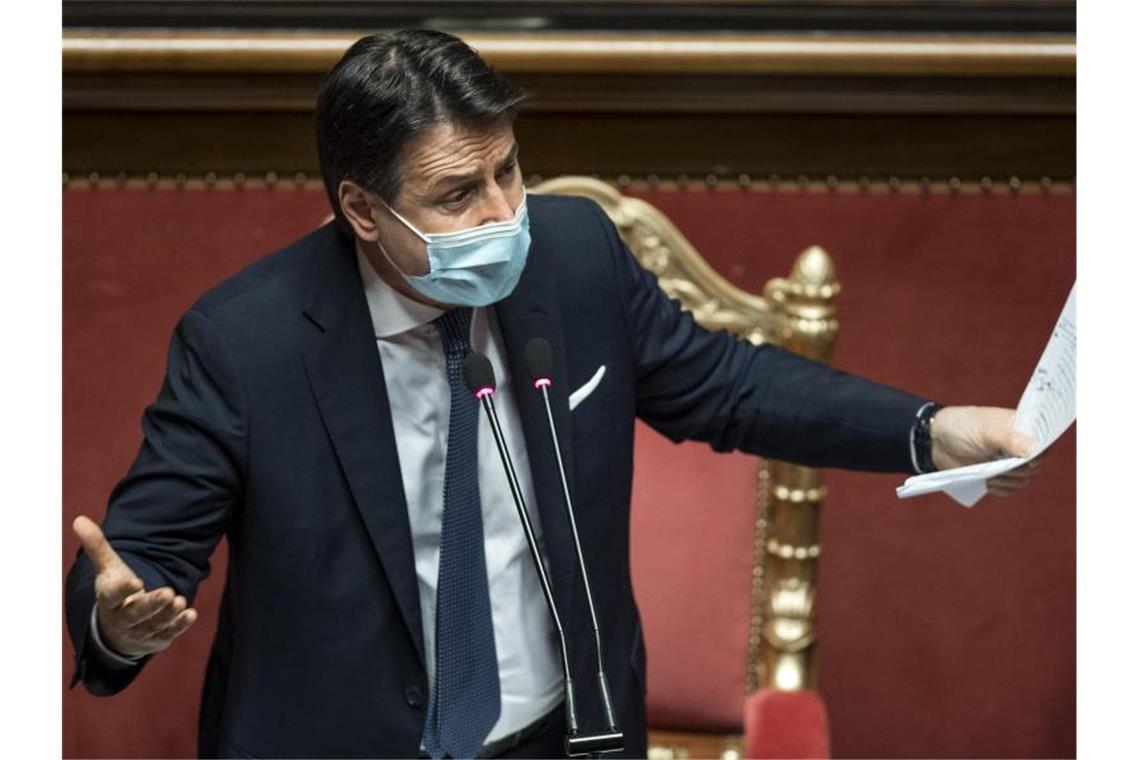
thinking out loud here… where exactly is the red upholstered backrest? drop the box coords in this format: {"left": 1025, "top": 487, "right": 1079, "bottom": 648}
{"left": 63, "top": 182, "right": 1075, "bottom": 759}
{"left": 744, "top": 688, "right": 831, "bottom": 759}
{"left": 630, "top": 426, "right": 758, "bottom": 730}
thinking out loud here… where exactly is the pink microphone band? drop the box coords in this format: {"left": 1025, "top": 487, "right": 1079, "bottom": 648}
{"left": 474, "top": 387, "right": 495, "bottom": 400}
{"left": 533, "top": 378, "right": 552, "bottom": 390}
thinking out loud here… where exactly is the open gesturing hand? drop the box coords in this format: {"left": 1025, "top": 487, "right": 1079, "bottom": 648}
{"left": 72, "top": 515, "right": 198, "bottom": 659}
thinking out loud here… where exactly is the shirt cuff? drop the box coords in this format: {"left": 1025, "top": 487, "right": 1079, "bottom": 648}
{"left": 88, "top": 604, "right": 144, "bottom": 668}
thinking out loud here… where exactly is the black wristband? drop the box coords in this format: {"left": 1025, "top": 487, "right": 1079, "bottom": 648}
{"left": 910, "top": 401, "right": 943, "bottom": 474}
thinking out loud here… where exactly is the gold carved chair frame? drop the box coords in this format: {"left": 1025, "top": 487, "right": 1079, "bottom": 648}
{"left": 533, "top": 177, "right": 840, "bottom": 758}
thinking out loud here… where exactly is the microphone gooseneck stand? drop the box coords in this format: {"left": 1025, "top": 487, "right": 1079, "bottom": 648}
{"left": 461, "top": 354, "right": 582, "bottom": 745}
{"left": 525, "top": 338, "right": 624, "bottom": 758}
{"left": 463, "top": 351, "right": 623, "bottom": 758}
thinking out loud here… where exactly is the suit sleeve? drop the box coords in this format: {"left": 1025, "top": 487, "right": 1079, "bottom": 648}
{"left": 586, "top": 199, "right": 933, "bottom": 474}
{"left": 64, "top": 307, "right": 246, "bottom": 695}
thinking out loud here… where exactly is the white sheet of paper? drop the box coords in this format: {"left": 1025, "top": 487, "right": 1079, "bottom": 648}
{"left": 896, "top": 283, "right": 1076, "bottom": 507}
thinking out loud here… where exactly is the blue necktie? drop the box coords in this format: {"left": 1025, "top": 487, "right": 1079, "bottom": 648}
{"left": 421, "top": 307, "right": 501, "bottom": 759}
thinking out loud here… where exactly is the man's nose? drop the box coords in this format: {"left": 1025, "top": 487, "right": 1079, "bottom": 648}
{"left": 476, "top": 186, "right": 517, "bottom": 225}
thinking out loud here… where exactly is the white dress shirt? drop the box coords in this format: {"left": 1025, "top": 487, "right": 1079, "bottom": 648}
{"left": 89, "top": 242, "right": 564, "bottom": 745}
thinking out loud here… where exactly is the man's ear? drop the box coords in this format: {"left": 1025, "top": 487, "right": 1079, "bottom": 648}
{"left": 338, "top": 179, "right": 382, "bottom": 242}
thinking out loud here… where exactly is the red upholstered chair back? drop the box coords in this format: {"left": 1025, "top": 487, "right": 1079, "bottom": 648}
{"left": 534, "top": 177, "right": 839, "bottom": 757}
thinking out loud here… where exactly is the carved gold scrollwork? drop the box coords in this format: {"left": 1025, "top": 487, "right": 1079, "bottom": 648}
{"left": 763, "top": 578, "right": 817, "bottom": 654}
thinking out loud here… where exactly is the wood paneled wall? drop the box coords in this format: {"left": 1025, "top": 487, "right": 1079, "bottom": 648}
{"left": 62, "top": 30, "right": 1075, "bottom": 183}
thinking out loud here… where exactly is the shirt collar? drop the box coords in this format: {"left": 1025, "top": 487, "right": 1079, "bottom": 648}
{"left": 354, "top": 239, "right": 445, "bottom": 339}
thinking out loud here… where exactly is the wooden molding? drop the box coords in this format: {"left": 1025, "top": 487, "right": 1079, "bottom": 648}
{"left": 60, "top": 174, "right": 1074, "bottom": 196}
{"left": 62, "top": 110, "right": 1076, "bottom": 180}
{"left": 63, "top": 30, "right": 1075, "bottom": 77}
{"left": 62, "top": 29, "right": 1075, "bottom": 182}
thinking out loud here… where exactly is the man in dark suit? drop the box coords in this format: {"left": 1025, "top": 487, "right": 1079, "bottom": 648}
{"left": 65, "top": 30, "right": 1045, "bottom": 759}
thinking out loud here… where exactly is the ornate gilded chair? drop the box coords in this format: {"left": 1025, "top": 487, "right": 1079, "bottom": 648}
{"left": 532, "top": 177, "right": 837, "bottom": 759}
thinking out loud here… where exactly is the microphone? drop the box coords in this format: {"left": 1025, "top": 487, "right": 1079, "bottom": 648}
{"left": 525, "top": 338, "right": 624, "bottom": 757}
{"left": 462, "top": 353, "right": 584, "bottom": 748}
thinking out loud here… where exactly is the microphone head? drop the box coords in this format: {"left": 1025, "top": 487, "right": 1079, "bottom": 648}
{"left": 463, "top": 352, "right": 497, "bottom": 399}
{"left": 525, "top": 337, "right": 554, "bottom": 389}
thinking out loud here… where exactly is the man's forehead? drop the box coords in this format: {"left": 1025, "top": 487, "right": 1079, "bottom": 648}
{"left": 402, "top": 122, "right": 516, "bottom": 188}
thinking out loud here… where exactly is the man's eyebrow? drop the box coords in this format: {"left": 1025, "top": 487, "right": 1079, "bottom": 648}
{"left": 427, "top": 142, "right": 520, "bottom": 194}
{"left": 497, "top": 142, "right": 520, "bottom": 170}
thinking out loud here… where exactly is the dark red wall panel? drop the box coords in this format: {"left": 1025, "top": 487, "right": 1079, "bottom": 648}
{"left": 63, "top": 188, "right": 334, "bottom": 759}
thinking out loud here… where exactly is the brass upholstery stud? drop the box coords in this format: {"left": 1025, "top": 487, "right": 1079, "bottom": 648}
{"left": 234, "top": 172, "right": 246, "bottom": 188}
{"left": 265, "top": 171, "right": 278, "bottom": 186}
{"left": 146, "top": 172, "right": 158, "bottom": 187}
{"left": 949, "top": 177, "right": 962, "bottom": 194}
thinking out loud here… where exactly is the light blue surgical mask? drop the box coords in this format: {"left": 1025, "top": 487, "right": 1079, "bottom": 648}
{"left": 378, "top": 191, "right": 531, "bottom": 307}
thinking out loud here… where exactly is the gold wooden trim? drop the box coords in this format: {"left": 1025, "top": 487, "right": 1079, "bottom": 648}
{"left": 648, "top": 729, "right": 744, "bottom": 760}
{"left": 766, "top": 540, "right": 822, "bottom": 561}
{"left": 772, "top": 484, "right": 828, "bottom": 503}
{"left": 746, "top": 463, "right": 771, "bottom": 695}
{"left": 63, "top": 30, "right": 1075, "bottom": 77}
{"left": 61, "top": 172, "right": 1075, "bottom": 197}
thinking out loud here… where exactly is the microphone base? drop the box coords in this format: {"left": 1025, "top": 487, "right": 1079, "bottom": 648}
{"left": 565, "top": 731, "right": 624, "bottom": 757}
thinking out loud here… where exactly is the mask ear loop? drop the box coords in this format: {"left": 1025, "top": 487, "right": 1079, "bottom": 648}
{"left": 382, "top": 201, "right": 432, "bottom": 243}
{"left": 370, "top": 201, "right": 430, "bottom": 280}
{"left": 374, "top": 236, "right": 415, "bottom": 279}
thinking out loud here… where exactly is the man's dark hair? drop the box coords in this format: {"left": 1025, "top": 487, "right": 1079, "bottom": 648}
{"left": 315, "top": 29, "right": 528, "bottom": 239}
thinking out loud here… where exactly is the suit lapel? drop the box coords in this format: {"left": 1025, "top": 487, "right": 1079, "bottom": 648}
{"left": 494, "top": 266, "right": 583, "bottom": 649}
{"left": 299, "top": 227, "right": 425, "bottom": 668}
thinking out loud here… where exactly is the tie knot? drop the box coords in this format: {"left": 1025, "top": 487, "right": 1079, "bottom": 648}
{"left": 433, "top": 307, "right": 474, "bottom": 358}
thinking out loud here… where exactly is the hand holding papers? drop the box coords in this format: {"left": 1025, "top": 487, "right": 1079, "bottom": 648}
{"left": 896, "top": 283, "right": 1076, "bottom": 507}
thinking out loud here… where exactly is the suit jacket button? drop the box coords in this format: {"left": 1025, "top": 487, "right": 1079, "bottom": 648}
{"left": 404, "top": 686, "right": 424, "bottom": 708}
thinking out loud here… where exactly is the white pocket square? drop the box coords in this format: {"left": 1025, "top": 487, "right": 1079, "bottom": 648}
{"left": 569, "top": 365, "right": 606, "bottom": 411}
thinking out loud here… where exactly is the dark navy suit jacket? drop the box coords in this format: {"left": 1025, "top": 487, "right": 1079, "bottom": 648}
{"left": 65, "top": 193, "right": 929, "bottom": 758}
